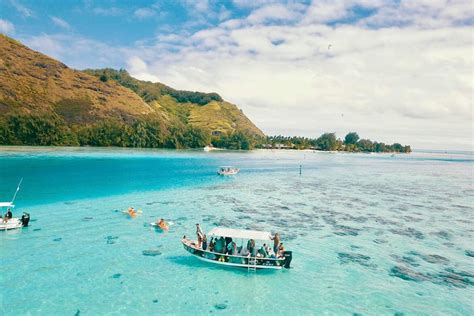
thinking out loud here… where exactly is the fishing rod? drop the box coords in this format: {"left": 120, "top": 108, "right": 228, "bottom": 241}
{"left": 10, "top": 178, "right": 23, "bottom": 205}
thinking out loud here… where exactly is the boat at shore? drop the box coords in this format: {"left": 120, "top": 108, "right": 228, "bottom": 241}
{"left": 182, "top": 227, "right": 292, "bottom": 270}
{"left": 217, "top": 166, "right": 240, "bottom": 176}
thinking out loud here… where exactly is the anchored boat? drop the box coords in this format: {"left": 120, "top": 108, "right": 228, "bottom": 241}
{"left": 0, "top": 179, "right": 30, "bottom": 231}
{"left": 217, "top": 166, "right": 240, "bottom": 176}
{"left": 182, "top": 227, "right": 292, "bottom": 270}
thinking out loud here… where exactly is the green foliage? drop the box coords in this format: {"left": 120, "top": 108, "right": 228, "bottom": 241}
{"left": 167, "top": 90, "right": 222, "bottom": 106}
{"left": 344, "top": 132, "right": 359, "bottom": 145}
{"left": 357, "top": 139, "right": 375, "bottom": 152}
{"left": 164, "top": 126, "right": 210, "bottom": 149}
{"left": 84, "top": 68, "right": 223, "bottom": 105}
{"left": 260, "top": 133, "right": 411, "bottom": 153}
{"left": 0, "top": 113, "right": 78, "bottom": 146}
{"left": 315, "top": 133, "right": 338, "bottom": 151}
{"left": 212, "top": 131, "right": 259, "bottom": 150}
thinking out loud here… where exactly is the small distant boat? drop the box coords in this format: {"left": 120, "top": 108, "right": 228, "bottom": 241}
{"left": 182, "top": 227, "right": 292, "bottom": 270}
{"left": 0, "top": 180, "right": 30, "bottom": 231}
{"left": 203, "top": 145, "right": 213, "bottom": 152}
{"left": 217, "top": 166, "right": 240, "bottom": 176}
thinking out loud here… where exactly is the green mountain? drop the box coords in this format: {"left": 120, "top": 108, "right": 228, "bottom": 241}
{"left": 0, "top": 34, "right": 264, "bottom": 148}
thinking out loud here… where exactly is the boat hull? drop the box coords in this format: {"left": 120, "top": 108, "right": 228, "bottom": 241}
{"left": 182, "top": 239, "right": 284, "bottom": 270}
{"left": 0, "top": 218, "right": 23, "bottom": 230}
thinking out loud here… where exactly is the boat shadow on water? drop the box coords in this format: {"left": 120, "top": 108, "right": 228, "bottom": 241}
{"left": 167, "top": 255, "right": 282, "bottom": 276}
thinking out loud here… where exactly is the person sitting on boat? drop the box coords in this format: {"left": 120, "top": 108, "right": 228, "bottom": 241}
{"left": 271, "top": 233, "right": 280, "bottom": 254}
{"left": 216, "top": 237, "right": 226, "bottom": 254}
{"left": 227, "top": 240, "right": 237, "bottom": 255}
{"left": 225, "top": 237, "right": 232, "bottom": 250}
{"left": 258, "top": 243, "right": 269, "bottom": 258}
{"left": 277, "top": 243, "right": 285, "bottom": 258}
{"left": 264, "top": 243, "right": 271, "bottom": 255}
{"left": 202, "top": 234, "right": 208, "bottom": 250}
{"left": 208, "top": 237, "right": 215, "bottom": 252}
{"left": 239, "top": 246, "right": 249, "bottom": 256}
{"left": 2, "top": 208, "right": 12, "bottom": 223}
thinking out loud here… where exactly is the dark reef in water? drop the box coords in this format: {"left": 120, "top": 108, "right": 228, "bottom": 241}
{"left": 333, "top": 225, "right": 360, "bottom": 236}
{"left": 105, "top": 235, "right": 119, "bottom": 245}
{"left": 389, "top": 227, "right": 424, "bottom": 239}
{"left": 142, "top": 249, "right": 162, "bottom": 256}
{"left": 408, "top": 251, "right": 449, "bottom": 264}
{"left": 391, "top": 255, "right": 420, "bottom": 267}
{"left": 389, "top": 266, "right": 428, "bottom": 282}
{"left": 389, "top": 265, "right": 474, "bottom": 288}
{"left": 214, "top": 303, "right": 227, "bottom": 310}
{"left": 464, "top": 250, "right": 474, "bottom": 257}
{"left": 429, "top": 230, "right": 452, "bottom": 240}
{"left": 338, "top": 252, "right": 376, "bottom": 268}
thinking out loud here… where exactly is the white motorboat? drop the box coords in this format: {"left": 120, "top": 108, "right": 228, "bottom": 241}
{"left": 0, "top": 179, "right": 30, "bottom": 231}
{"left": 182, "top": 227, "right": 292, "bottom": 270}
{"left": 217, "top": 166, "right": 240, "bottom": 176}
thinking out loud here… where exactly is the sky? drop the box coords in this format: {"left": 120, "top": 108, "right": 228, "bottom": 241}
{"left": 0, "top": 0, "right": 473, "bottom": 150}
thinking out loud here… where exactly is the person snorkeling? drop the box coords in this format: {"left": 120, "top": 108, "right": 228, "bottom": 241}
{"left": 128, "top": 207, "right": 137, "bottom": 218}
{"left": 156, "top": 218, "right": 169, "bottom": 231}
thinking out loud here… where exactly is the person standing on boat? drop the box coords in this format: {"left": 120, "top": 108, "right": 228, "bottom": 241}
{"left": 196, "top": 224, "right": 204, "bottom": 248}
{"left": 248, "top": 239, "right": 256, "bottom": 257}
{"left": 271, "top": 233, "right": 281, "bottom": 254}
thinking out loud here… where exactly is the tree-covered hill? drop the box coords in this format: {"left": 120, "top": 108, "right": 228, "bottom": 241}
{"left": 0, "top": 34, "right": 263, "bottom": 149}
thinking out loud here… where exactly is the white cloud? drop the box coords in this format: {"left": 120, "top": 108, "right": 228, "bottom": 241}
{"left": 247, "top": 3, "right": 305, "bottom": 24}
{"left": 127, "top": 56, "right": 160, "bottom": 82}
{"left": 124, "top": 1, "right": 473, "bottom": 150}
{"left": 182, "top": 0, "right": 210, "bottom": 13}
{"left": 10, "top": 0, "right": 33, "bottom": 17}
{"left": 92, "top": 7, "right": 124, "bottom": 16}
{"left": 0, "top": 19, "right": 15, "bottom": 34}
{"left": 134, "top": 7, "right": 156, "bottom": 19}
{"left": 16, "top": 0, "right": 474, "bottom": 150}
{"left": 50, "top": 16, "right": 70, "bottom": 29}
{"left": 23, "top": 34, "right": 125, "bottom": 69}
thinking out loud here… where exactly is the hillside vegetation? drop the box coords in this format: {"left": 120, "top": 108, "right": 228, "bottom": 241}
{"left": 0, "top": 34, "right": 263, "bottom": 149}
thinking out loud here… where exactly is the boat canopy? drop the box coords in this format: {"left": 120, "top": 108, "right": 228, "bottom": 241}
{"left": 0, "top": 202, "right": 14, "bottom": 208}
{"left": 208, "top": 227, "right": 272, "bottom": 241}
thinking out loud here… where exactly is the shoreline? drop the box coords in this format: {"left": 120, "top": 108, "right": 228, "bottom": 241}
{"left": 1, "top": 145, "right": 472, "bottom": 155}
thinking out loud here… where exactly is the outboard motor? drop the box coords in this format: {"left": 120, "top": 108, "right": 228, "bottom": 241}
{"left": 283, "top": 251, "right": 292, "bottom": 269}
{"left": 21, "top": 212, "right": 30, "bottom": 227}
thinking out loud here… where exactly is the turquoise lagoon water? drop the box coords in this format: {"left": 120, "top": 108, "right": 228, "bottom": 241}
{"left": 0, "top": 147, "right": 473, "bottom": 315}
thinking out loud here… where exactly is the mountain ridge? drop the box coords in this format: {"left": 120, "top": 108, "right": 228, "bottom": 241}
{"left": 0, "top": 34, "right": 263, "bottom": 148}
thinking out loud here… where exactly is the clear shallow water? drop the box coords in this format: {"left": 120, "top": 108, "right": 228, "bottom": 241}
{"left": 0, "top": 147, "right": 473, "bottom": 315}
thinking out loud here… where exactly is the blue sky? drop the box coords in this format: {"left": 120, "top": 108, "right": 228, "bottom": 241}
{"left": 0, "top": 0, "right": 472, "bottom": 149}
